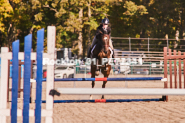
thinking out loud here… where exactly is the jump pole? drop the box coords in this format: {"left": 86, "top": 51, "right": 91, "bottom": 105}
{"left": 51, "top": 88, "right": 185, "bottom": 95}
{"left": 41, "top": 77, "right": 166, "bottom": 103}
{"left": 42, "top": 98, "right": 164, "bottom": 103}
{"left": 42, "top": 77, "right": 163, "bottom": 81}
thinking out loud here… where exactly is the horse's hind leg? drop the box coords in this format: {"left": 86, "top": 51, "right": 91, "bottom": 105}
{"left": 90, "top": 80, "right": 94, "bottom": 100}
{"left": 90, "top": 68, "right": 95, "bottom": 100}
{"left": 101, "top": 81, "right": 107, "bottom": 99}
{"left": 101, "top": 67, "right": 110, "bottom": 99}
{"left": 91, "top": 67, "right": 96, "bottom": 88}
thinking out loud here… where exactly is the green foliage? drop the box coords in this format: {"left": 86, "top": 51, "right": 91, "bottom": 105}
{"left": 123, "top": 1, "right": 148, "bottom": 16}
{"left": 1, "top": 0, "right": 185, "bottom": 54}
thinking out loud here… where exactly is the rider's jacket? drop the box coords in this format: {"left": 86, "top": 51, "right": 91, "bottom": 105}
{"left": 95, "top": 24, "right": 111, "bottom": 40}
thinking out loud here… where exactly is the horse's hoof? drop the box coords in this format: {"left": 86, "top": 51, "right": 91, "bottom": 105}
{"left": 95, "top": 71, "right": 99, "bottom": 76}
{"left": 90, "top": 95, "right": 93, "bottom": 100}
{"left": 101, "top": 95, "right": 104, "bottom": 99}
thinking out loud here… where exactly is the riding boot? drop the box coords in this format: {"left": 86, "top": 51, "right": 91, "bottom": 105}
{"left": 87, "top": 47, "right": 92, "bottom": 58}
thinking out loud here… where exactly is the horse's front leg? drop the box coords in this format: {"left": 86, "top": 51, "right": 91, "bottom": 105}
{"left": 90, "top": 65, "right": 96, "bottom": 100}
{"left": 95, "top": 58, "right": 100, "bottom": 76}
{"left": 101, "top": 74, "right": 108, "bottom": 99}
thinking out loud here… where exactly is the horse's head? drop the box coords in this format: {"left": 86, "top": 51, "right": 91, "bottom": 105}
{"left": 101, "top": 34, "right": 110, "bottom": 54}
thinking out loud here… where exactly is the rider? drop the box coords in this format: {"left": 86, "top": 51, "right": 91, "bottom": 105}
{"left": 87, "top": 17, "right": 114, "bottom": 58}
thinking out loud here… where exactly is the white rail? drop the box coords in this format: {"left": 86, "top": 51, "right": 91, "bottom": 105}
{"left": 56, "top": 88, "right": 185, "bottom": 95}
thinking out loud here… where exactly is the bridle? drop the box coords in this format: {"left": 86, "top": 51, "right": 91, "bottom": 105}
{"left": 101, "top": 34, "right": 109, "bottom": 54}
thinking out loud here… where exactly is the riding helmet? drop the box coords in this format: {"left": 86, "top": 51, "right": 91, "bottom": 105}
{"left": 101, "top": 18, "right": 109, "bottom": 25}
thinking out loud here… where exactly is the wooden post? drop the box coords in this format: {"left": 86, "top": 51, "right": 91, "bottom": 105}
{"left": 7, "top": 60, "right": 10, "bottom": 102}
{"left": 178, "top": 51, "right": 182, "bottom": 88}
{"left": 174, "top": 50, "right": 177, "bottom": 88}
{"left": 45, "top": 26, "right": 55, "bottom": 123}
{"left": 18, "top": 61, "right": 21, "bottom": 98}
{"left": 163, "top": 47, "right": 168, "bottom": 101}
{"left": 184, "top": 52, "right": 185, "bottom": 88}
{"left": 30, "top": 60, "right": 33, "bottom": 103}
{"left": 169, "top": 49, "right": 172, "bottom": 88}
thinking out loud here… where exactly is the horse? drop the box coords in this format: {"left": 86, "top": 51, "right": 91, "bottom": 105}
{"left": 90, "top": 33, "right": 113, "bottom": 99}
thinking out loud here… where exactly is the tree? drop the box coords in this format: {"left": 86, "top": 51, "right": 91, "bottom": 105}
{"left": 0, "top": 0, "right": 13, "bottom": 48}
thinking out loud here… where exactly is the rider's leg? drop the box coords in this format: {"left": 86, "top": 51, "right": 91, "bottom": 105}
{"left": 87, "top": 47, "right": 91, "bottom": 58}
{"left": 109, "top": 38, "right": 115, "bottom": 58}
{"left": 87, "top": 36, "right": 97, "bottom": 58}
{"left": 91, "top": 36, "right": 97, "bottom": 48}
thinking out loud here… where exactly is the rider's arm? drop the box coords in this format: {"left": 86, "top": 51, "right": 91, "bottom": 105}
{"left": 108, "top": 27, "right": 111, "bottom": 37}
{"left": 95, "top": 29, "right": 102, "bottom": 39}
{"left": 109, "top": 32, "right": 111, "bottom": 37}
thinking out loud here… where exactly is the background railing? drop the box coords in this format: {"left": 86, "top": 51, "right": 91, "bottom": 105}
{"left": 112, "top": 37, "right": 185, "bottom": 52}
{"left": 1, "top": 44, "right": 185, "bottom": 77}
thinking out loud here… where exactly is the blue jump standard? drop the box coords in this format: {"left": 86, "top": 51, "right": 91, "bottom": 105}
{"left": 42, "top": 77, "right": 163, "bottom": 82}
{"left": 41, "top": 98, "right": 163, "bottom": 103}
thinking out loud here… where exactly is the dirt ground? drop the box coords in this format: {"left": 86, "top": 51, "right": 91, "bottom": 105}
{"left": 5, "top": 74, "right": 185, "bottom": 123}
